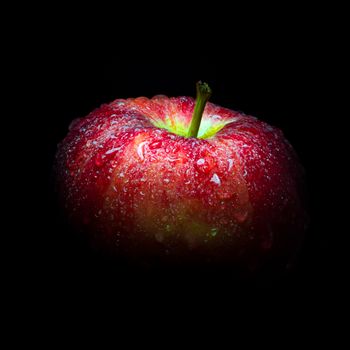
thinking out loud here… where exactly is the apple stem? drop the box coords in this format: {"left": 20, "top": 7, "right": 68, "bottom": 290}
{"left": 187, "top": 81, "right": 212, "bottom": 138}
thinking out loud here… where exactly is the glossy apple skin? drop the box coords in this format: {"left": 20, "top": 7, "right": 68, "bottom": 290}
{"left": 55, "top": 96, "right": 307, "bottom": 272}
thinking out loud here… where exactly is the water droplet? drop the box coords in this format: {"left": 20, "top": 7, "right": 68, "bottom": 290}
{"left": 210, "top": 228, "right": 218, "bottom": 237}
{"left": 210, "top": 173, "right": 221, "bottom": 185}
{"left": 137, "top": 141, "right": 148, "bottom": 160}
{"left": 227, "top": 159, "right": 234, "bottom": 171}
{"left": 195, "top": 156, "right": 214, "bottom": 173}
{"left": 149, "top": 141, "right": 163, "bottom": 150}
{"left": 163, "top": 178, "right": 170, "bottom": 183}
{"left": 105, "top": 146, "right": 122, "bottom": 155}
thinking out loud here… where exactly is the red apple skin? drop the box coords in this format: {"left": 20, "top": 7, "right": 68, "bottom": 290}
{"left": 55, "top": 96, "right": 307, "bottom": 272}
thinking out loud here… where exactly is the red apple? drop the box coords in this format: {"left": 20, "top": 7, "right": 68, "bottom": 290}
{"left": 55, "top": 82, "right": 307, "bottom": 273}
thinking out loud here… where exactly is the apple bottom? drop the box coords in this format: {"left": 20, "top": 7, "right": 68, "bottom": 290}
{"left": 62, "top": 165, "right": 305, "bottom": 277}
{"left": 67, "top": 201, "right": 304, "bottom": 278}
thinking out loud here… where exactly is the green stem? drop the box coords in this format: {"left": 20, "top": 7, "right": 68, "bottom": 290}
{"left": 187, "top": 81, "right": 212, "bottom": 138}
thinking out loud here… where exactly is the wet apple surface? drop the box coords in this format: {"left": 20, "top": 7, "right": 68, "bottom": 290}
{"left": 55, "top": 85, "right": 307, "bottom": 272}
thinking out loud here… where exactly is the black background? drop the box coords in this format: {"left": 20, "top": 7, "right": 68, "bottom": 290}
{"left": 7, "top": 3, "right": 344, "bottom": 341}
